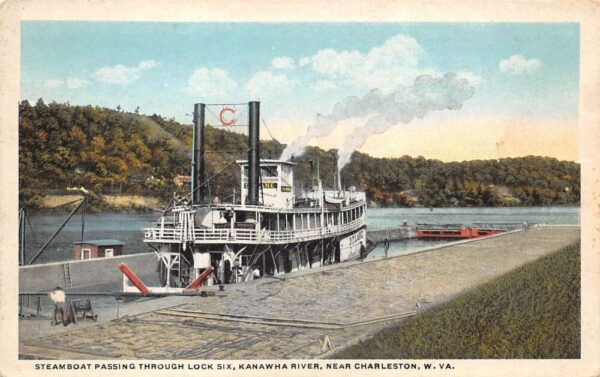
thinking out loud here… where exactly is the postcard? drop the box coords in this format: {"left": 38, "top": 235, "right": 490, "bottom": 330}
{"left": 1, "top": 0, "right": 599, "bottom": 376}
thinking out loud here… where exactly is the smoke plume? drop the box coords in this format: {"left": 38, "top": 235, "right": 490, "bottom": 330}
{"left": 279, "top": 114, "right": 339, "bottom": 161}
{"left": 280, "top": 73, "right": 474, "bottom": 168}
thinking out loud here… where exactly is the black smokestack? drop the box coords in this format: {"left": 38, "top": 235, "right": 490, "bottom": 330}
{"left": 246, "top": 101, "right": 260, "bottom": 205}
{"left": 192, "top": 103, "right": 206, "bottom": 204}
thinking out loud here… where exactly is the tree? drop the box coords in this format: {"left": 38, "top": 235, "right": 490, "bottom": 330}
{"left": 18, "top": 99, "right": 581, "bottom": 210}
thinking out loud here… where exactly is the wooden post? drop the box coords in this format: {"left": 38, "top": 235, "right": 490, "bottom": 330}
{"left": 270, "top": 249, "right": 278, "bottom": 275}
{"left": 320, "top": 239, "right": 324, "bottom": 266}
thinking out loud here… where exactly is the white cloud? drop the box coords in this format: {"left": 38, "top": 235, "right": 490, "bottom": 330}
{"left": 311, "top": 49, "right": 362, "bottom": 77}
{"left": 271, "top": 56, "right": 296, "bottom": 70}
{"left": 183, "top": 68, "right": 238, "bottom": 101}
{"left": 44, "top": 79, "right": 63, "bottom": 88}
{"left": 245, "top": 71, "right": 298, "bottom": 99}
{"left": 298, "top": 57, "right": 310, "bottom": 67}
{"left": 93, "top": 60, "right": 161, "bottom": 84}
{"left": 312, "top": 80, "right": 337, "bottom": 92}
{"left": 307, "top": 34, "right": 428, "bottom": 90}
{"left": 456, "top": 71, "right": 483, "bottom": 86}
{"left": 499, "top": 55, "right": 542, "bottom": 74}
{"left": 138, "top": 60, "right": 160, "bottom": 69}
{"left": 93, "top": 65, "right": 140, "bottom": 84}
{"left": 66, "top": 76, "right": 91, "bottom": 89}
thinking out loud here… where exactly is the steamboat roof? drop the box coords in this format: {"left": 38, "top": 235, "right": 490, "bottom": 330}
{"left": 235, "top": 159, "right": 297, "bottom": 166}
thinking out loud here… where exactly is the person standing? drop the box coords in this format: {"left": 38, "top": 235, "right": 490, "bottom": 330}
{"left": 49, "top": 287, "right": 71, "bottom": 326}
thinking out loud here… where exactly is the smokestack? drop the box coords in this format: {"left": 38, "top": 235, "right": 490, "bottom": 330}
{"left": 246, "top": 101, "right": 260, "bottom": 205}
{"left": 192, "top": 103, "right": 206, "bottom": 204}
{"left": 335, "top": 158, "right": 342, "bottom": 195}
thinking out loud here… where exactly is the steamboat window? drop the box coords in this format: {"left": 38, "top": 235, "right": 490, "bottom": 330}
{"left": 81, "top": 248, "right": 91, "bottom": 260}
{"left": 260, "top": 166, "right": 278, "bottom": 178}
{"left": 242, "top": 166, "right": 277, "bottom": 179}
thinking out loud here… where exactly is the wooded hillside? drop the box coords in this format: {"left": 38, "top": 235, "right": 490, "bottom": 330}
{"left": 19, "top": 100, "right": 580, "bottom": 210}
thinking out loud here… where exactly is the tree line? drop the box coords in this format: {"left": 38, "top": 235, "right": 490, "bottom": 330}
{"left": 19, "top": 99, "right": 580, "bottom": 210}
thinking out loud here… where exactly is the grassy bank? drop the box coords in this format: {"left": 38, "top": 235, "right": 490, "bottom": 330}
{"left": 335, "top": 242, "right": 580, "bottom": 359}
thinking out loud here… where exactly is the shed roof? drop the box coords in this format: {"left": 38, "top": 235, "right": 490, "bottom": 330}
{"left": 72, "top": 239, "right": 125, "bottom": 247}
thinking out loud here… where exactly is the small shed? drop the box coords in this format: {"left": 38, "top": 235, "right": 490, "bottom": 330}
{"left": 72, "top": 239, "right": 125, "bottom": 260}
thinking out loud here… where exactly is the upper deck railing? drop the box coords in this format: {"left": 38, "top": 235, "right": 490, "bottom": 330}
{"left": 208, "top": 196, "right": 366, "bottom": 213}
{"left": 144, "top": 217, "right": 366, "bottom": 245}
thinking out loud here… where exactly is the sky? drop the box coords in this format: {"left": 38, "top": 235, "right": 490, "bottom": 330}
{"left": 20, "top": 22, "right": 580, "bottom": 162}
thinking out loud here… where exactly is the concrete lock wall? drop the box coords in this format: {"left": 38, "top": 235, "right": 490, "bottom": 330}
{"left": 20, "top": 228, "right": 415, "bottom": 293}
{"left": 367, "top": 228, "right": 415, "bottom": 243}
{"left": 19, "top": 252, "right": 158, "bottom": 292}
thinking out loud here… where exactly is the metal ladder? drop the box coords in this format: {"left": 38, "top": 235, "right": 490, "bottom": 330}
{"left": 62, "top": 263, "right": 72, "bottom": 288}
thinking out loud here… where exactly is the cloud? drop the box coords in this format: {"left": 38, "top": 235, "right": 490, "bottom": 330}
{"left": 138, "top": 60, "right": 160, "bottom": 69}
{"left": 93, "top": 65, "right": 140, "bottom": 84}
{"left": 271, "top": 56, "right": 296, "bottom": 70}
{"left": 183, "top": 68, "right": 238, "bottom": 101}
{"left": 245, "top": 71, "right": 298, "bottom": 99}
{"left": 43, "top": 79, "right": 63, "bottom": 88}
{"left": 310, "top": 49, "right": 362, "bottom": 77}
{"left": 93, "top": 60, "right": 161, "bottom": 84}
{"left": 312, "top": 80, "right": 337, "bottom": 92}
{"left": 66, "top": 76, "right": 91, "bottom": 89}
{"left": 307, "top": 34, "right": 427, "bottom": 90}
{"left": 298, "top": 57, "right": 310, "bottom": 67}
{"left": 499, "top": 55, "right": 542, "bottom": 74}
{"left": 456, "top": 71, "right": 483, "bottom": 86}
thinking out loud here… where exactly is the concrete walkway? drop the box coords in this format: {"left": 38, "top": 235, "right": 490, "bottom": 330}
{"left": 20, "top": 225, "right": 580, "bottom": 359}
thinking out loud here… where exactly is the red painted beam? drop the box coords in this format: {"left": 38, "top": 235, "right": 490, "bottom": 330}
{"left": 118, "top": 263, "right": 150, "bottom": 295}
{"left": 185, "top": 266, "right": 214, "bottom": 290}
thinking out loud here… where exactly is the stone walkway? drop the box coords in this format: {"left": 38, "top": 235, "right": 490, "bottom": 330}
{"left": 20, "top": 226, "right": 580, "bottom": 359}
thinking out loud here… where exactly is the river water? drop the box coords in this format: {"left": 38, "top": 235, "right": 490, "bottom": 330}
{"left": 22, "top": 206, "right": 580, "bottom": 264}
{"left": 366, "top": 206, "right": 579, "bottom": 259}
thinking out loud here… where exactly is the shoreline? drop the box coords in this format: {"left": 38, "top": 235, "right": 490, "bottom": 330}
{"left": 23, "top": 194, "right": 581, "bottom": 215}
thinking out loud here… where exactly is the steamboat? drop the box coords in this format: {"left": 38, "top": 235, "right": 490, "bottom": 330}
{"left": 141, "top": 102, "right": 367, "bottom": 291}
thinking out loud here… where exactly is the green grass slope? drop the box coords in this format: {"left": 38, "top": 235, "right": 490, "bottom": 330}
{"left": 335, "top": 243, "right": 580, "bottom": 359}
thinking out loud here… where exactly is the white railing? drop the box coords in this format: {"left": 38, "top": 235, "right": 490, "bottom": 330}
{"left": 144, "top": 217, "right": 366, "bottom": 244}
{"left": 188, "top": 197, "right": 365, "bottom": 214}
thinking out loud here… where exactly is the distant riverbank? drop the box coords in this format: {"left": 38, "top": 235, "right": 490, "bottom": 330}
{"left": 28, "top": 194, "right": 582, "bottom": 215}
{"left": 35, "top": 194, "right": 166, "bottom": 213}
